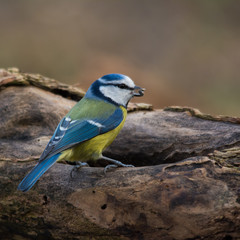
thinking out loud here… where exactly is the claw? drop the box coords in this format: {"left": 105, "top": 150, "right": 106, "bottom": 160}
{"left": 70, "top": 167, "right": 77, "bottom": 179}
{"left": 104, "top": 164, "right": 118, "bottom": 175}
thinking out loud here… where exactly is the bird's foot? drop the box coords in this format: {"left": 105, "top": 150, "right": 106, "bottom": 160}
{"left": 104, "top": 164, "right": 118, "bottom": 174}
{"left": 101, "top": 155, "right": 134, "bottom": 174}
{"left": 70, "top": 161, "right": 89, "bottom": 178}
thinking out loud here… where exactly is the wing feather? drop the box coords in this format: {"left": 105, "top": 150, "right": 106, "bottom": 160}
{"left": 39, "top": 108, "right": 123, "bottom": 162}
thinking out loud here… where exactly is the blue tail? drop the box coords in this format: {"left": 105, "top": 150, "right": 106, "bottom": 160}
{"left": 18, "top": 153, "right": 61, "bottom": 192}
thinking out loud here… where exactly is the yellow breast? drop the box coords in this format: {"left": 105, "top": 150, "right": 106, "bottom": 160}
{"left": 58, "top": 106, "right": 127, "bottom": 162}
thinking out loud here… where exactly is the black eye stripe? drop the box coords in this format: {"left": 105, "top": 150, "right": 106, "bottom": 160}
{"left": 117, "top": 84, "right": 134, "bottom": 90}
{"left": 118, "top": 84, "right": 128, "bottom": 89}
{"left": 104, "top": 83, "right": 133, "bottom": 90}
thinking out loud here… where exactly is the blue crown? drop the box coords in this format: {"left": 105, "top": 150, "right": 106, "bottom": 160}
{"left": 101, "top": 73, "right": 126, "bottom": 81}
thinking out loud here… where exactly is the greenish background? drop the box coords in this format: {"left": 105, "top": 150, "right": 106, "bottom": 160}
{"left": 0, "top": 0, "right": 239, "bottom": 116}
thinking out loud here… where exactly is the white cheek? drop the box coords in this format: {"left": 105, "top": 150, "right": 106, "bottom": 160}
{"left": 100, "top": 86, "right": 132, "bottom": 106}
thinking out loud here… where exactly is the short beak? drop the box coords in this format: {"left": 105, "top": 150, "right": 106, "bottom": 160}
{"left": 133, "top": 86, "right": 145, "bottom": 97}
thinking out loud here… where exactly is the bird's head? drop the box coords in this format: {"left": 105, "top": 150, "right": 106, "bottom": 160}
{"left": 85, "top": 73, "right": 145, "bottom": 108}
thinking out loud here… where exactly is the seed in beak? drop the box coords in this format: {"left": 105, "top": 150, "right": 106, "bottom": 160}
{"left": 133, "top": 86, "right": 145, "bottom": 97}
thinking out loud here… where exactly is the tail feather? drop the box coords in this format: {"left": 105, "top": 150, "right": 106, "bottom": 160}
{"left": 18, "top": 153, "right": 60, "bottom": 192}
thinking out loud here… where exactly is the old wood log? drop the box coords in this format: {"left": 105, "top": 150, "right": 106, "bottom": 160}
{"left": 0, "top": 69, "right": 239, "bottom": 240}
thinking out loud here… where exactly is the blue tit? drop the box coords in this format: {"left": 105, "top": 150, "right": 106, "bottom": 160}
{"left": 18, "top": 73, "right": 145, "bottom": 192}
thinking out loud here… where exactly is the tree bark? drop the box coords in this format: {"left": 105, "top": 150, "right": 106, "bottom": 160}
{"left": 0, "top": 68, "right": 239, "bottom": 240}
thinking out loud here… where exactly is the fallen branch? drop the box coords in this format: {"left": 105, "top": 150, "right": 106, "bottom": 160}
{"left": 0, "top": 69, "right": 239, "bottom": 240}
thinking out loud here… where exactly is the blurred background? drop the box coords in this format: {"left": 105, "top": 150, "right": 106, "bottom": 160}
{"left": 0, "top": 0, "right": 240, "bottom": 116}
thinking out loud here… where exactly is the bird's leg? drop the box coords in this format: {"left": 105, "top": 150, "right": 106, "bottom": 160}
{"left": 101, "top": 155, "right": 134, "bottom": 174}
{"left": 70, "top": 161, "right": 89, "bottom": 178}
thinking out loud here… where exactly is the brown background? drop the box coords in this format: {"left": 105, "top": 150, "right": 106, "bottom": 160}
{"left": 0, "top": 0, "right": 240, "bottom": 116}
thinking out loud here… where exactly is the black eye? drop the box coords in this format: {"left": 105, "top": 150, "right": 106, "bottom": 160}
{"left": 118, "top": 84, "right": 127, "bottom": 89}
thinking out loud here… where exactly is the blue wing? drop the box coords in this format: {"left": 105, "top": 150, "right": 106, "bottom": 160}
{"left": 18, "top": 107, "right": 123, "bottom": 192}
{"left": 39, "top": 107, "right": 123, "bottom": 162}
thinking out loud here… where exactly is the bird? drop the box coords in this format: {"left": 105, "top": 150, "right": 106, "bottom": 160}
{"left": 18, "top": 73, "right": 145, "bottom": 192}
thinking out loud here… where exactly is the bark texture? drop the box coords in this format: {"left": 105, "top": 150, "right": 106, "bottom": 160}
{"left": 0, "top": 68, "right": 239, "bottom": 240}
